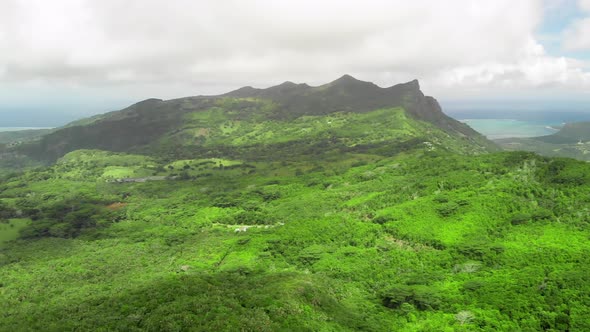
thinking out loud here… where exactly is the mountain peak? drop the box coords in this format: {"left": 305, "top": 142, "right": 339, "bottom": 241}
{"left": 224, "top": 86, "right": 260, "bottom": 98}
{"left": 388, "top": 79, "right": 420, "bottom": 91}
{"left": 337, "top": 74, "right": 356, "bottom": 80}
{"left": 331, "top": 74, "right": 362, "bottom": 84}
{"left": 407, "top": 79, "right": 420, "bottom": 90}
{"left": 326, "top": 74, "right": 380, "bottom": 90}
{"left": 278, "top": 81, "right": 297, "bottom": 87}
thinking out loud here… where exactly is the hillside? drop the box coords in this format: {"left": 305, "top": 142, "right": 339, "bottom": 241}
{"left": 496, "top": 121, "right": 590, "bottom": 161}
{"left": 537, "top": 121, "right": 590, "bottom": 144}
{"left": 8, "top": 75, "right": 495, "bottom": 164}
{"left": 2, "top": 77, "right": 590, "bottom": 331}
{"left": 2, "top": 148, "right": 590, "bottom": 330}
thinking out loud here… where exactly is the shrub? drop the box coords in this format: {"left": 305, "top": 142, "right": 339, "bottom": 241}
{"left": 436, "top": 202, "right": 459, "bottom": 217}
{"left": 351, "top": 160, "right": 368, "bottom": 167}
{"left": 298, "top": 245, "right": 327, "bottom": 265}
{"left": 48, "top": 222, "right": 74, "bottom": 238}
{"left": 381, "top": 284, "right": 441, "bottom": 311}
{"left": 19, "top": 200, "right": 110, "bottom": 239}
{"left": 381, "top": 285, "right": 414, "bottom": 309}
{"left": 0, "top": 201, "right": 16, "bottom": 219}
{"left": 233, "top": 210, "right": 271, "bottom": 225}
{"left": 531, "top": 209, "right": 552, "bottom": 221}
{"left": 433, "top": 195, "right": 449, "bottom": 203}
{"left": 462, "top": 280, "right": 485, "bottom": 292}
{"left": 372, "top": 215, "right": 392, "bottom": 225}
{"left": 411, "top": 286, "right": 441, "bottom": 310}
{"left": 510, "top": 213, "right": 530, "bottom": 225}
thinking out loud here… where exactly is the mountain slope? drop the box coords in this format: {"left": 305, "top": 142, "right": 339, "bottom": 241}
{"left": 2, "top": 148, "right": 590, "bottom": 331}
{"left": 2, "top": 77, "right": 590, "bottom": 331}
{"left": 536, "top": 121, "right": 590, "bottom": 144}
{"left": 225, "top": 75, "right": 482, "bottom": 138}
{"left": 10, "top": 76, "right": 495, "bottom": 163}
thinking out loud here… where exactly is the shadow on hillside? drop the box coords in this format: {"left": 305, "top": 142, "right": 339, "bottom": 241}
{"left": 0, "top": 236, "right": 77, "bottom": 267}
{"left": 4, "top": 269, "right": 372, "bottom": 332}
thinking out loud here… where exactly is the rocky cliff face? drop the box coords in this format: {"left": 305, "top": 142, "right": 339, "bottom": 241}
{"left": 226, "top": 75, "right": 484, "bottom": 139}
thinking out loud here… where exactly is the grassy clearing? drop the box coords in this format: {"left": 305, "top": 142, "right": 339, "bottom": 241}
{"left": 0, "top": 219, "right": 30, "bottom": 247}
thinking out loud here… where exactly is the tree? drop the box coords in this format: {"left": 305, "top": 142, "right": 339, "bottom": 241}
{"left": 455, "top": 310, "right": 475, "bottom": 326}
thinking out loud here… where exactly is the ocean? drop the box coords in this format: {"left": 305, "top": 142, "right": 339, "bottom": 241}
{"left": 447, "top": 110, "right": 590, "bottom": 140}
{"left": 458, "top": 119, "right": 560, "bottom": 139}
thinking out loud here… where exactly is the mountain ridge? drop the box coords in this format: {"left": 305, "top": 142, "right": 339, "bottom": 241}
{"left": 222, "top": 75, "right": 479, "bottom": 138}
{"left": 3, "top": 75, "right": 496, "bottom": 165}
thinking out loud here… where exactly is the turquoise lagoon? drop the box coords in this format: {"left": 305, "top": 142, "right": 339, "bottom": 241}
{"left": 460, "top": 119, "right": 561, "bottom": 139}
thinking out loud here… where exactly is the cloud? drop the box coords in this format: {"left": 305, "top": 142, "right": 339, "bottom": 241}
{"left": 563, "top": 17, "right": 590, "bottom": 51}
{"left": 579, "top": 0, "right": 590, "bottom": 11}
{"left": 564, "top": 19, "right": 590, "bottom": 50}
{"left": 562, "top": 0, "right": 590, "bottom": 50}
{"left": 430, "top": 39, "right": 590, "bottom": 97}
{"left": 0, "top": 0, "right": 589, "bottom": 102}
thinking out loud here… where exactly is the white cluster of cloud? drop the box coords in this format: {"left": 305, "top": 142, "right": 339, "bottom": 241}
{"left": 564, "top": 0, "right": 590, "bottom": 50}
{"left": 0, "top": 0, "right": 590, "bottom": 103}
{"left": 432, "top": 40, "right": 590, "bottom": 99}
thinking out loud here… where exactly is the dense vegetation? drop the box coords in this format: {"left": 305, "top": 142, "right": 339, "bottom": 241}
{"left": 0, "top": 77, "right": 588, "bottom": 330}
{"left": 2, "top": 145, "right": 590, "bottom": 330}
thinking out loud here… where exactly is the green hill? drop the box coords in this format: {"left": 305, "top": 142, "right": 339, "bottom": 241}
{"left": 537, "top": 121, "right": 590, "bottom": 144}
{"left": 1, "top": 77, "right": 589, "bottom": 331}
{"left": 8, "top": 75, "right": 495, "bottom": 163}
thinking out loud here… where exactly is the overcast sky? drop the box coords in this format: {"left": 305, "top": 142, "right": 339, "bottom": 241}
{"left": 3, "top": 0, "right": 590, "bottom": 125}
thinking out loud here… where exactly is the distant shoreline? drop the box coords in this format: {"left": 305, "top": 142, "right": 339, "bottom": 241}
{"left": 546, "top": 125, "right": 561, "bottom": 131}
{"left": 0, "top": 127, "right": 54, "bottom": 132}
{"left": 459, "top": 118, "right": 560, "bottom": 140}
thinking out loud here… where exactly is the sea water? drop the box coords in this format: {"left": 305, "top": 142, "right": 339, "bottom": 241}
{"left": 459, "top": 119, "right": 559, "bottom": 139}
{"left": 448, "top": 110, "right": 590, "bottom": 140}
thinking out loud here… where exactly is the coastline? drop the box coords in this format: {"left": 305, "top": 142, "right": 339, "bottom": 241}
{"left": 0, "top": 127, "right": 53, "bottom": 132}
{"left": 459, "top": 118, "right": 561, "bottom": 139}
